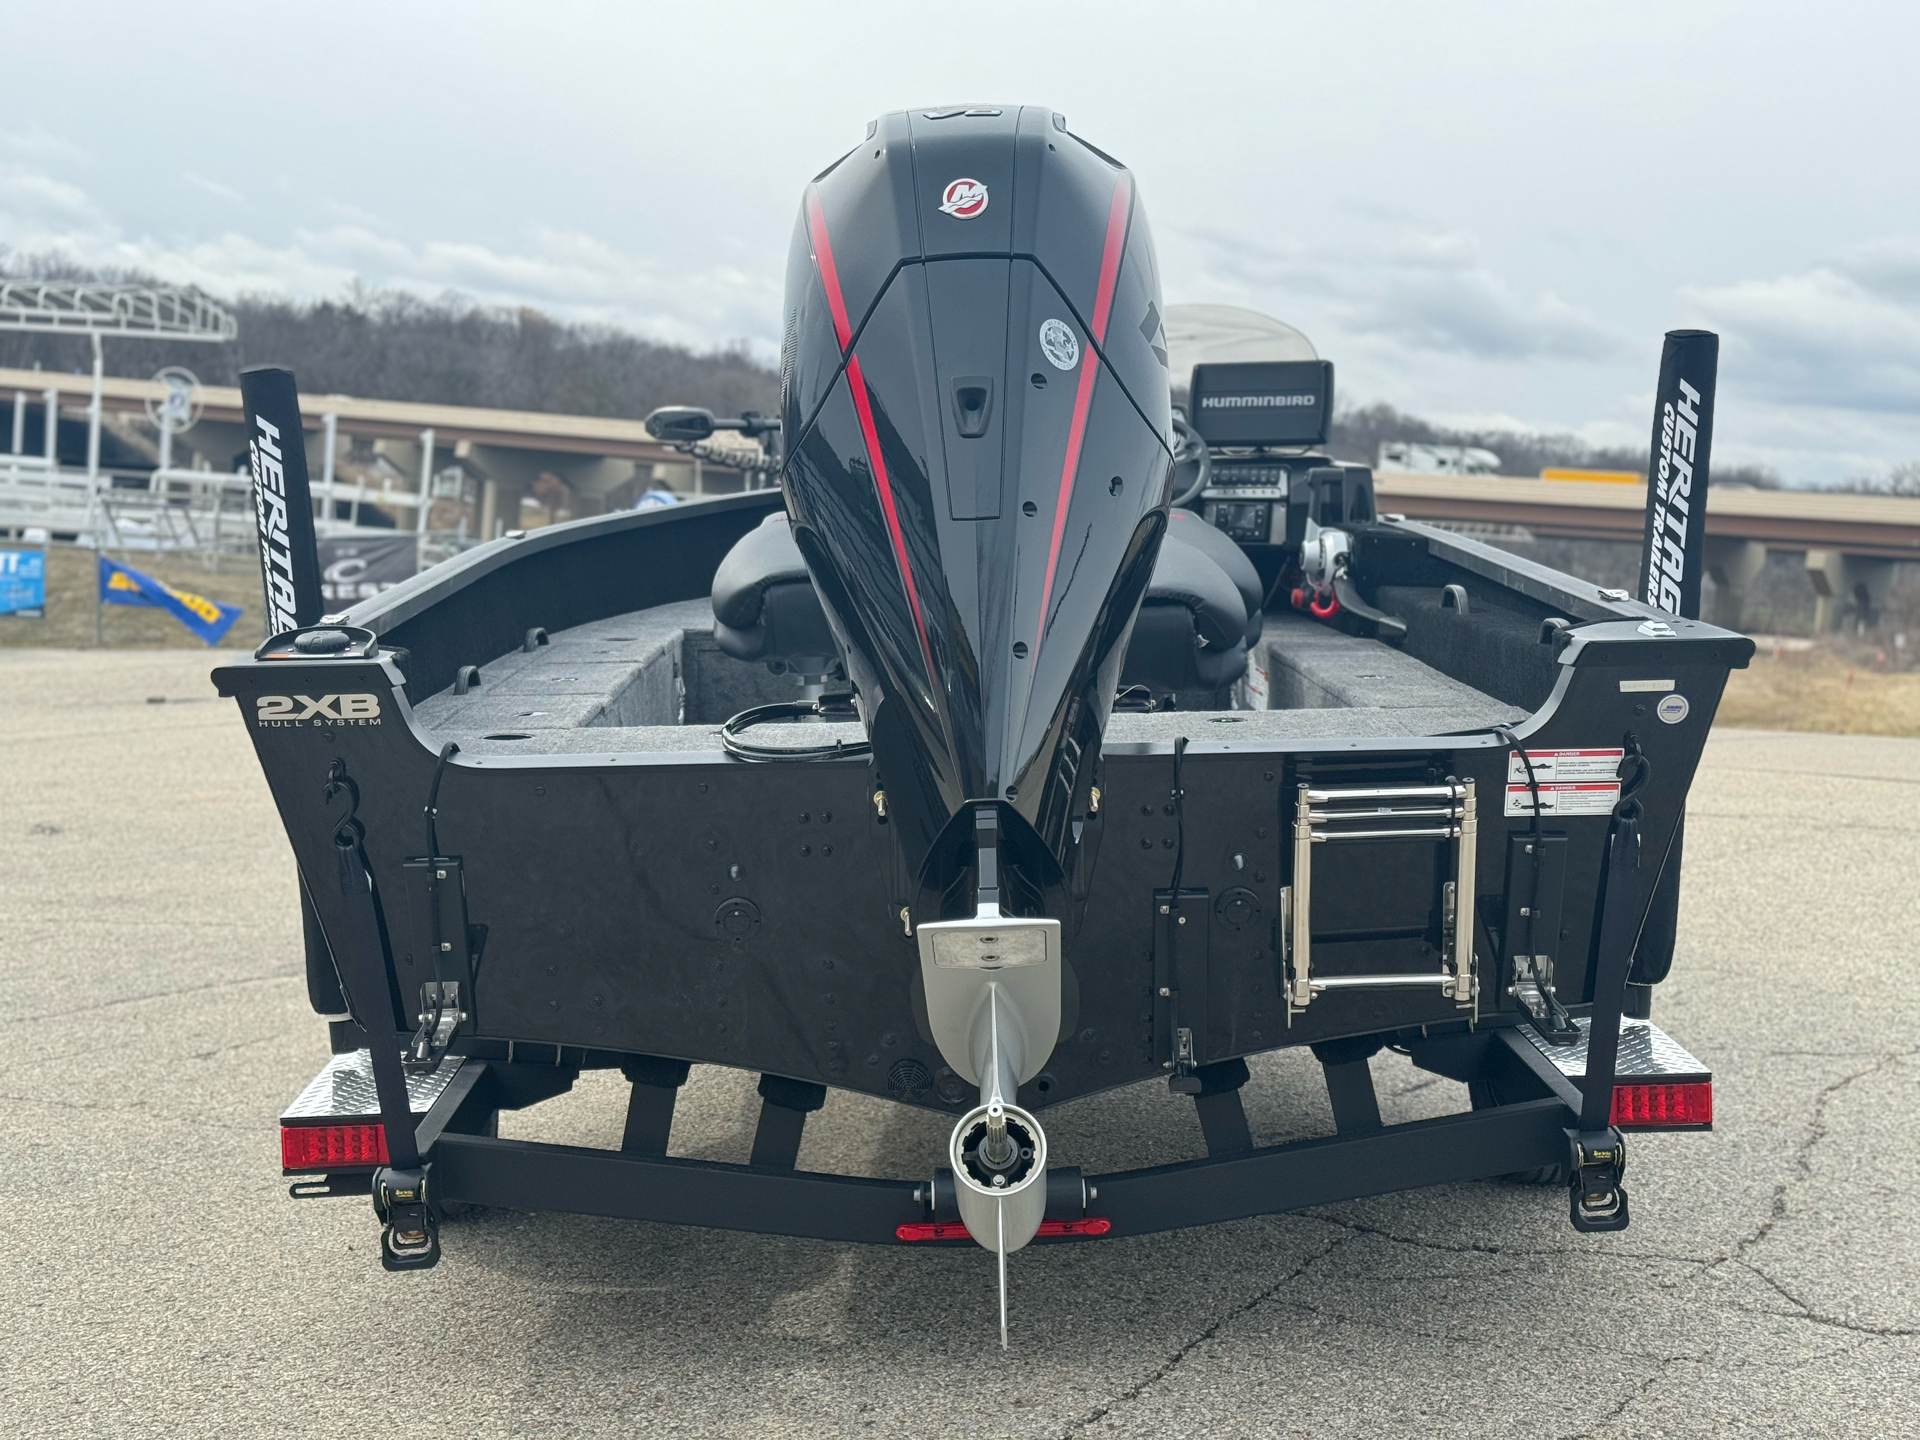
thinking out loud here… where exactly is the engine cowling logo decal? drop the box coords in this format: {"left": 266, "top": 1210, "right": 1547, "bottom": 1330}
{"left": 1039, "top": 318, "right": 1080, "bottom": 371}
{"left": 938, "top": 177, "right": 989, "bottom": 219}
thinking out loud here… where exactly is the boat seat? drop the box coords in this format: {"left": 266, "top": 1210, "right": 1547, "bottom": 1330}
{"left": 708, "top": 507, "right": 1264, "bottom": 695}
{"left": 709, "top": 512, "right": 842, "bottom": 677}
{"left": 1120, "top": 532, "right": 1254, "bottom": 694}
{"left": 1119, "top": 511, "right": 1266, "bottom": 696}
{"left": 1167, "top": 508, "right": 1265, "bottom": 650}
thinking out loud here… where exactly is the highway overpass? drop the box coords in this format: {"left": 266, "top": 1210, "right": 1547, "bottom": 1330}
{"left": 5, "top": 366, "right": 1911, "bottom": 630}
{"left": 1375, "top": 471, "right": 1919, "bottom": 630}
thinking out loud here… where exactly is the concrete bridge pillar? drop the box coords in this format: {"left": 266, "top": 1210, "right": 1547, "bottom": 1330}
{"left": 1703, "top": 537, "right": 1769, "bottom": 632}
{"left": 1805, "top": 550, "right": 1894, "bottom": 632}
{"left": 547, "top": 456, "right": 638, "bottom": 509}
{"left": 457, "top": 442, "right": 545, "bottom": 538}
{"left": 456, "top": 442, "right": 636, "bottom": 533}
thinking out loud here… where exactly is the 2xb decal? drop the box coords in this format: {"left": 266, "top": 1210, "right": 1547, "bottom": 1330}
{"left": 255, "top": 693, "right": 382, "bottom": 727}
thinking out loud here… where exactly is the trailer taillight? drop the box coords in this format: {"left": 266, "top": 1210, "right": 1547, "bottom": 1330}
{"left": 895, "top": 1216, "right": 1111, "bottom": 1242}
{"left": 281, "top": 1122, "right": 389, "bottom": 1171}
{"left": 1610, "top": 1081, "right": 1711, "bottom": 1127}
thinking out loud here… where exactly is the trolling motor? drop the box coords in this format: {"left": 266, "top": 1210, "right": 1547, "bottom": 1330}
{"left": 643, "top": 405, "right": 782, "bottom": 478}
{"left": 915, "top": 806, "right": 1061, "bottom": 1349}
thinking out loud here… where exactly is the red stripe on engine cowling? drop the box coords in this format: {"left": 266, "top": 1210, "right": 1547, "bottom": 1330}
{"left": 806, "top": 190, "right": 854, "bottom": 349}
{"left": 1034, "top": 172, "right": 1133, "bottom": 660}
{"left": 804, "top": 188, "right": 936, "bottom": 690}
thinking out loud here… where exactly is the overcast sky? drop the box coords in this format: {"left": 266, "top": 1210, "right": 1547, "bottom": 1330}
{"left": 4, "top": 1, "right": 1916, "bottom": 484}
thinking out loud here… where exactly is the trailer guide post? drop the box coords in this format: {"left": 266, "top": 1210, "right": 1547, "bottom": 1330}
{"left": 239, "top": 365, "right": 323, "bottom": 638}
{"left": 240, "top": 368, "right": 422, "bottom": 1252}
{"left": 1629, "top": 332, "right": 1718, "bottom": 1018}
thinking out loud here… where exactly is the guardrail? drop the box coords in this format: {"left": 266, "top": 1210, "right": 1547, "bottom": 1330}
{"left": 0, "top": 460, "right": 492, "bottom": 568}
{"left": 0, "top": 460, "right": 256, "bottom": 552}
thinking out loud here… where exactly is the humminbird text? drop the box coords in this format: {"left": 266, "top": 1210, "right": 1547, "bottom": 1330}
{"left": 1199, "top": 393, "right": 1318, "bottom": 409}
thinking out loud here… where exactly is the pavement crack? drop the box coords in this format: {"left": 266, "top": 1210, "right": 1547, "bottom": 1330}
{"left": 1732, "top": 1303, "right": 1919, "bottom": 1340}
{"left": 189, "top": 1032, "right": 283, "bottom": 1061}
{"left": 1300, "top": 1213, "right": 1708, "bottom": 1268}
{"left": 1557, "top": 1352, "right": 1703, "bottom": 1440}
{"left": 1712, "top": 1050, "right": 1913, "bottom": 1271}
{"left": 0, "top": 971, "right": 294, "bottom": 1027}
{"left": 1058, "top": 1233, "right": 1354, "bottom": 1437}
{"left": 1729, "top": 1260, "right": 1919, "bottom": 1338}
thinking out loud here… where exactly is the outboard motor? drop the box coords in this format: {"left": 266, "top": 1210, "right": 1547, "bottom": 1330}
{"left": 780, "top": 107, "right": 1171, "bottom": 1330}
{"left": 782, "top": 105, "right": 1170, "bottom": 887}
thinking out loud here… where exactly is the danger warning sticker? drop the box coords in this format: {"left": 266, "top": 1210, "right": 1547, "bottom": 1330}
{"left": 1505, "top": 782, "right": 1620, "bottom": 817}
{"left": 1507, "top": 748, "right": 1625, "bottom": 785}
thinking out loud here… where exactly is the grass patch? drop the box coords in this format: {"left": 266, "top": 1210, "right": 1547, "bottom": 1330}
{"left": 1718, "top": 643, "right": 1919, "bottom": 736}
{"left": 0, "top": 545, "right": 262, "bottom": 649}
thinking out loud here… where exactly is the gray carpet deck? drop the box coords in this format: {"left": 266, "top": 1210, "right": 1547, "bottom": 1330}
{"left": 413, "top": 598, "right": 1524, "bottom": 756}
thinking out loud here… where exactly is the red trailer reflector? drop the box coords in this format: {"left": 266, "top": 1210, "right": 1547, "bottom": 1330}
{"left": 1610, "top": 1080, "right": 1712, "bottom": 1127}
{"left": 895, "top": 1220, "right": 972, "bottom": 1242}
{"left": 1039, "top": 1216, "right": 1112, "bottom": 1237}
{"left": 281, "top": 1122, "right": 389, "bottom": 1171}
{"left": 895, "top": 1216, "right": 1112, "bottom": 1242}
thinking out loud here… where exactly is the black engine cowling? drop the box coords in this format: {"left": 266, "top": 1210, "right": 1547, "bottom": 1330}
{"left": 779, "top": 106, "right": 1173, "bottom": 895}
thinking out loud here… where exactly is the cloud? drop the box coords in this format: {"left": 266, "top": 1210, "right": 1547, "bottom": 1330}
{"left": 0, "top": 162, "right": 781, "bottom": 357}
{"left": 4, "top": 148, "right": 1909, "bottom": 482}
{"left": 1688, "top": 239, "right": 1920, "bottom": 417}
{"left": 1166, "top": 213, "right": 1920, "bottom": 483}
{"left": 1837, "top": 237, "right": 1920, "bottom": 305}
{"left": 0, "top": 125, "right": 93, "bottom": 168}
{"left": 180, "top": 172, "right": 250, "bottom": 209}
{"left": 0, "top": 163, "right": 105, "bottom": 229}
{"left": 1178, "top": 221, "right": 1624, "bottom": 364}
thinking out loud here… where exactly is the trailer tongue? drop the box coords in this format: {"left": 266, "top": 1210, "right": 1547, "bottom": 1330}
{"left": 224, "top": 106, "right": 1748, "bottom": 1344}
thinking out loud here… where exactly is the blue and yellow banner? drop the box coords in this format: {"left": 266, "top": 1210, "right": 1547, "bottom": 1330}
{"left": 98, "top": 555, "right": 244, "bottom": 645}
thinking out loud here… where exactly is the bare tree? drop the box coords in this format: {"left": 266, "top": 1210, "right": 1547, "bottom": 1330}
{"left": 1329, "top": 400, "right": 1782, "bottom": 489}
{"left": 1833, "top": 461, "right": 1920, "bottom": 496}
{"left": 0, "top": 253, "right": 778, "bottom": 420}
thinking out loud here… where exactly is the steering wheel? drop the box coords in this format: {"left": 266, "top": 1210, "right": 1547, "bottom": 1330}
{"left": 1169, "top": 415, "right": 1212, "bottom": 509}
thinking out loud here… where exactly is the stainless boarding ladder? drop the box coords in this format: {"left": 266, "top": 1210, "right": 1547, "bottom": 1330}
{"left": 1284, "top": 779, "right": 1478, "bottom": 1023}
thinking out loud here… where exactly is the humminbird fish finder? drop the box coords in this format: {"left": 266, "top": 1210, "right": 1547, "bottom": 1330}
{"left": 1188, "top": 359, "right": 1355, "bottom": 546}
{"left": 1188, "top": 359, "right": 1333, "bottom": 447}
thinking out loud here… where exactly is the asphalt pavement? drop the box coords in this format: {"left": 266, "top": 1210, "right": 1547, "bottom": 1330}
{"left": 1, "top": 647, "right": 1914, "bottom": 1439}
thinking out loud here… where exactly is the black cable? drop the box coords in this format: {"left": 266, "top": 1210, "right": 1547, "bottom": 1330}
{"left": 1617, "top": 734, "right": 1654, "bottom": 803}
{"left": 425, "top": 741, "right": 459, "bottom": 859}
{"left": 1167, "top": 735, "right": 1190, "bottom": 897}
{"left": 1492, "top": 725, "right": 1542, "bottom": 961}
{"left": 1492, "top": 723, "right": 1586, "bottom": 1042}
{"left": 720, "top": 697, "right": 872, "bottom": 762}
{"left": 1165, "top": 734, "right": 1191, "bottom": 1082}
{"left": 416, "top": 741, "right": 461, "bottom": 1064}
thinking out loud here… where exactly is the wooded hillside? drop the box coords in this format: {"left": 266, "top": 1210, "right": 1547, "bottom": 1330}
{"left": 0, "top": 258, "right": 779, "bottom": 420}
